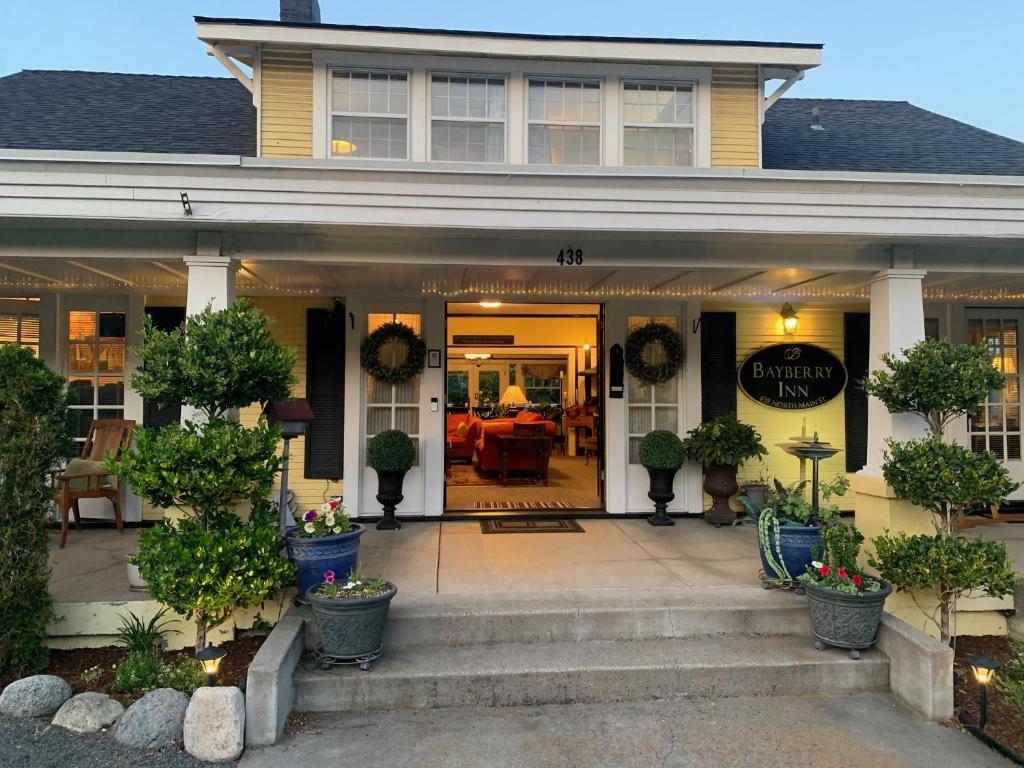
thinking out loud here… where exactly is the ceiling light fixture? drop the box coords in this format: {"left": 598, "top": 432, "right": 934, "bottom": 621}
{"left": 464, "top": 353, "right": 492, "bottom": 361}
{"left": 479, "top": 300, "right": 502, "bottom": 308}
{"left": 331, "top": 139, "right": 359, "bottom": 154}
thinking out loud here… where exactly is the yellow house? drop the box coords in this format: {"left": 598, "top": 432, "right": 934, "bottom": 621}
{"left": 2, "top": 0, "right": 1024, "bottom": 643}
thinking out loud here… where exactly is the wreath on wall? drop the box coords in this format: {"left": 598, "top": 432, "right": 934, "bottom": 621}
{"left": 625, "top": 322, "right": 685, "bottom": 385}
{"left": 360, "top": 321, "right": 427, "bottom": 384}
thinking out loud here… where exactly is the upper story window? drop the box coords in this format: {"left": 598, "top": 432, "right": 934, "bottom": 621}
{"left": 621, "top": 81, "right": 694, "bottom": 166}
{"left": 330, "top": 70, "right": 409, "bottom": 159}
{"left": 527, "top": 79, "right": 601, "bottom": 165}
{"left": 430, "top": 75, "right": 506, "bottom": 162}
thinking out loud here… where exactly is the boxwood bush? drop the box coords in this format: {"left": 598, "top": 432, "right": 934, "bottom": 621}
{"left": 367, "top": 429, "right": 416, "bottom": 472}
{"left": 637, "top": 430, "right": 685, "bottom": 470}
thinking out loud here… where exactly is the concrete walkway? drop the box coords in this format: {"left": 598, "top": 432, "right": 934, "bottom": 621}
{"left": 240, "top": 693, "right": 1010, "bottom": 768}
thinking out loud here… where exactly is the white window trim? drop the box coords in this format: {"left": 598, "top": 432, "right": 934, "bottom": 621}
{"left": 427, "top": 71, "right": 509, "bottom": 165}
{"left": 311, "top": 49, "right": 711, "bottom": 167}
{"left": 620, "top": 79, "right": 697, "bottom": 168}
{"left": 327, "top": 66, "right": 412, "bottom": 161}
{"left": 525, "top": 76, "right": 604, "bottom": 167}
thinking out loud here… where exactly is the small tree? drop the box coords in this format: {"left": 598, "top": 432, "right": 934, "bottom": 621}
{"left": 0, "top": 345, "right": 72, "bottom": 675}
{"left": 112, "top": 300, "right": 297, "bottom": 647}
{"left": 864, "top": 338, "right": 1018, "bottom": 644}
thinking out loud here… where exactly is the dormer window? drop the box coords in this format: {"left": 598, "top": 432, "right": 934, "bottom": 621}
{"left": 330, "top": 69, "right": 409, "bottom": 159}
{"left": 621, "top": 81, "right": 694, "bottom": 166}
{"left": 430, "top": 75, "right": 507, "bottom": 162}
{"left": 527, "top": 78, "right": 601, "bottom": 165}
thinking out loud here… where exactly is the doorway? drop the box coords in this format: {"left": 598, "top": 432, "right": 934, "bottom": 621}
{"left": 443, "top": 302, "right": 604, "bottom": 512}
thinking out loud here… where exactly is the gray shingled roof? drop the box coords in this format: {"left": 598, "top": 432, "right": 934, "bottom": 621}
{"left": 3, "top": 71, "right": 1024, "bottom": 176}
{"left": 0, "top": 70, "right": 255, "bottom": 155}
{"left": 763, "top": 98, "right": 1024, "bottom": 176}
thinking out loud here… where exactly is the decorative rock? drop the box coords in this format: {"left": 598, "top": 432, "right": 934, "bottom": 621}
{"left": 0, "top": 675, "right": 72, "bottom": 718}
{"left": 113, "top": 687, "right": 189, "bottom": 749}
{"left": 184, "top": 686, "right": 245, "bottom": 763}
{"left": 52, "top": 691, "right": 125, "bottom": 733}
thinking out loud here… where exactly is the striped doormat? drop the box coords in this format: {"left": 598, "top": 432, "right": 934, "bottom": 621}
{"left": 473, "top": 501, "right": 575, "bottom": 510}
{"left": 480, "top": 518, "right": 585, "bottom": 534}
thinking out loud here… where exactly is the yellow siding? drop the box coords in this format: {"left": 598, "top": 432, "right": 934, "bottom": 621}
{"left": 724, "top": 306, "right": 852, "bottom": 509}
{"left": 710, "top": 65, "right": 761, "bottom": 169}
{"left": 260, "top": 46, "right": 314, "bottom": 157}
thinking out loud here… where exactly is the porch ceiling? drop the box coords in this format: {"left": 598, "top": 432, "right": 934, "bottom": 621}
{"left": 0, "top": 256, "right": 1021, "bottom": 304}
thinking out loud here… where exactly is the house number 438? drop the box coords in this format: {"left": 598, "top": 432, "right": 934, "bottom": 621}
{"left": 556, "top": 247, "right": 584, "bottom": 266}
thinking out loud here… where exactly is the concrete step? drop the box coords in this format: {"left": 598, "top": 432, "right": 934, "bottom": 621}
{"left": 293, "top": 635, "right": 889, "bottom": 712}
{"left": 302, "top": 587, "right": 813, "bottom": 651}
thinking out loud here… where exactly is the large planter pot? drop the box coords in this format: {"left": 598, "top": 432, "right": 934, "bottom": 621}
{"left": 307, "top": 582, "right": 398, "bottom": 667}
{"left": 758, "top": 521, "right": 822, "bottom": 587}
{"left": 741, "top": 483, "right": 769, "bottom": 510}
{"left": 285, "top": 524, "right": 366, "bottom": 598}
{"left": 703, "top": 463, "right": 739, "bottom": 526}
{"left": 644, "top": 465, "right": 679, "bottom": 526}
{"left": 375, "top": 468, "right": 407, "bottom": 530}
{"left": 804, "top": 579, "right": 893, "bottom": 659}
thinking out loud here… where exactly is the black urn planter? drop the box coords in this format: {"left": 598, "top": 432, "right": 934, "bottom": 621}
{"left": 703, "top": 463, "right": 740, "bottom": 526}
{"left": 375, "top": 469, "right": 407, "bottom": 530}
{"left": 645, "top": 466, "right": 679, "bottom": 526}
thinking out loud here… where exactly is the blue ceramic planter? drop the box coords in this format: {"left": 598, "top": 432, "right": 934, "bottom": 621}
{"left": 285, "top": 524, "right": 365, "bottom": 597}
{"left": 758, "top": 522, "right": 822, "bottom": 584}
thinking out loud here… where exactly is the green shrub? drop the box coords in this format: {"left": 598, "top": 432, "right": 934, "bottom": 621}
{"left": 115, "top": 608, "right": 174, "bottom": 657}
{"left": 996, "top": 640, "right": 1024, "bottom": 723}
{"left": 637, "top": 430, "right": 685, "bottom": 470}
{"left": 882, "top": 437, "right": 1016, "bottom": 537}
{"left": 681, "top": 413, "right": 767, "bottom": 469}
{"left": 862, "top": 339, "right": 1004, "bottom": 437}
{"left": 131, "top": 299, "right": 295, "bottom": 418}
{"left": 113, "top": 417, "right": 282, "bottom": 518}
{"left": 367, "top": 429, "right": 415, "bottom": 472}
{"left": 768, "top": 476, "right": 848, "bottom": 526}
{"left": 157, "top": 658, "right": 208, "bottom": 694}
{"left": 869, "top": 532, "right": 1016, "bottom": 642}
{"left": 114, "top": 652, "right": 162, "bottom": 693}
{"left": 0, "top": 345, "right": 71, "bottom": 676}
{"left": 80, "top": 666, "right": 104, "bottom": 686}
{"left": 819, "top": 520, "right": 864, "bottom": 572}
{"left": 132, "top": 503, "right": 295, "bottom": 648}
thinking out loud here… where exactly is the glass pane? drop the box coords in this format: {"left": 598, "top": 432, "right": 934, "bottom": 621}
{"left": 971, "top": 435, "right": 987, "bottom": 454}
{"left": 628, "top": 406, "right": 652, "bottom": 435}
{"left": 69, "top": 311, "right": 96, "bottom": 341}
{"left": 622, "top": 82, "right": 692, "bottom": 125}
{"left": 1007, "top": 377, "right": 1020, "bottom": 403}
{"left": 1007, "top": 405, "right": 1020, "bottom": 432}
{"left": 367, "top": 378, "right": 392, "bottom": 404}
{"left": 654, "top": 406, "right": 678, "bottom": 432}
{"left": 990, "top": 435, "right": 1005, "bottom": 459}
{"left": 431, "top": 76, "right": 505, "bottom": 120}
{"left": 623, "top": 127, "right": 693, "bottom": 167}
{"left": 69, "top": 409, "right": 93, "bottom": 439}
{"left": 1009, "top": 434, "right": 1021, "bottom": 460}
{"left": 99, "top": 312, "right": 126, "bottom": 338}
{"left": 68, "top": 378, "right": 94, "bottom": 407}
{"left": 653, "top": 378, "right": 678, "bottom": 404}
{"left": 528, "top": 125, "right": 600, "bottom": 165}
{"left": 431, "top": 120, "right": 504, "bottom": 162}
{"left": 333, "top": 71, "right": 407, "bottom": 115}
{"left": 628, "top": 377, "right": 652, "bottom": 403}
{"left": 332, "top": 116, "right": 408, "bottom": 159}
{"left": 97, "top": 408, "right": 123, "bottom": 421}
{"left": 628, "top": 436, "right": 643, "bottom": 465}
{"left": 97, "top": 377, "right": 124, "bottom": 406}
{"left": 394, "top": 407, "right": 419, "bottom": 435}
{"left": 989, "top": 405, "right": 1003, "bottom": 428}
{"left": 98, "top": 343, "right": 124, "bottom": 372}
{"left": 967, "top": 319, "right": 983, "bottom": 346}
{"left": 393, "top": 377, "right": 419, "bottom": 404}
{"left": 366, "top": 407, "right": 392, "bottom": 435}
{"left": 478, "top": 371, "right": 500, "bottom": 404}
{"left": 68, "top": 343, "right": 95, "bottom": 373}
{"left": 447, "top": 371, "right": 470, "bottom": 408}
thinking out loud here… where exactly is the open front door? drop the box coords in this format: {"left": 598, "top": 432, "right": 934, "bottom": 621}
{"left": 966, "top": 309, "right": 1024, "bottom": 500}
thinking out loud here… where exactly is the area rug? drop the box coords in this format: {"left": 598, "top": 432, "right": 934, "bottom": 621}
{"left": 473, "top": 501, "right": 575, "bottom": 510}
{"left": 480, "top": 518, "right": 585, "bottom": 534}
{"left": 447, "top": 464, "right": 542, "bottom": 487}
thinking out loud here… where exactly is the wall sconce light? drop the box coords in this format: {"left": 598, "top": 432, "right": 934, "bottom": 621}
{"left": 780, "top": 303, "right": 799, "bottom": 335}
{"left": 967, "top": 653, "right": 1001, "bottom": 731}
{"left": 195, "top": 642, "right": 227, "bottom": 685}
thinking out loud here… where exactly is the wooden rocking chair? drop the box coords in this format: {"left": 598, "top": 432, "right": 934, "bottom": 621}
{"left": 56, "top": 419, "right": 135, "bottom": 548}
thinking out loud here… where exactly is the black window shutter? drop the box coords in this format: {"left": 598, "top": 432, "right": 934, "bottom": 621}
{"left": 305, "top": 305, "right": 345, "bottom": 479}
{"left": 142, "top": 306, "right": 186, "bottom": 429}
{"left": 844, "top": 312, "right": 870, "bottom": 472}
{"left": 700, "top": 312, "right": 737, "bottom": 422}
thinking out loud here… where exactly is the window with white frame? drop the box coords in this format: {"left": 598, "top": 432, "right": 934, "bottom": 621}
{"left": 330, "top": 70, "right": 409, "bottom": 159}
{"left": 67, "top": 310, "right": 126, "bottom": 446}
{"left": 621, "top": 81, "right": 694, "bottom": 167}
{"left": 0, "top": 310, "right": 39, "bottom": 356}
{"left": 430, "top": 74, "right": 506, "bottom": 162}
{"left": 527, "top": 78, "right": 601, "bottom": 165}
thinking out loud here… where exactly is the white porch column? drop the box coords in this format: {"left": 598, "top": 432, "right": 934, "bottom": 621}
{"left": 183, "top": 254, "right": 238, "bottom": 315}
{"left": 864, "top": 268, "right": 928, "bottom": 472}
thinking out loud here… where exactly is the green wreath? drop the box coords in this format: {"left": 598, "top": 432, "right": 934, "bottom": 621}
{"left": 625, "top": 322, "right": 685, "bottom": 384}
{"left": 360, "top": 322, "right": 426, "bottom": 384}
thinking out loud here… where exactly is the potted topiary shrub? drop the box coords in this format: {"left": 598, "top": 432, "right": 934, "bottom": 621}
{"left": 307, "top": 570, "right": 397, "bottom": 670}
{"left": 284, "top": 497, "right": 364, "bottom": 599}
{"left": 637, "top": 430, "right": 685, "bottom": 526}
{"left": 798, "top": 523, "right": 891, "bottom": 659}
{"left": 744, "top": 476, "right": 848, "bottom": 590}
{"left": 681, "top": 413, "right": 767, "bottom": 526}
{"left": 368, "top": 429, "right": 415, "bottom": 530}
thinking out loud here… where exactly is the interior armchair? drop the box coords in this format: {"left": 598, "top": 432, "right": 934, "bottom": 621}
{"left": 56, "top": 418, "right": 135, "bottom": 548}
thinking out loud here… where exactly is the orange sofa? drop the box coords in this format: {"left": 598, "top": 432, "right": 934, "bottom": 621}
{"left": 475, "top": 413, "right": 557, "bottom": 475}
{"left": 446, "top": 413, "right": 480, "bottom": 462}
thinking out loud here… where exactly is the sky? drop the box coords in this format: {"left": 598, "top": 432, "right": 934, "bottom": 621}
{"left": 1, "top": 0, "right": 1022, "bottom": 141}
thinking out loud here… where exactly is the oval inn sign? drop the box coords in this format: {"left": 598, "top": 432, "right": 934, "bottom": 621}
{"left": 738, "top": 343, "right": 847, "bottom": 410}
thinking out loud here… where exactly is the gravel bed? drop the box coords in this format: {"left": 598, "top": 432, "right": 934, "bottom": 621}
{"left": 0, "top": 714, "right": 233, "bottom": 767}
